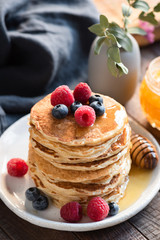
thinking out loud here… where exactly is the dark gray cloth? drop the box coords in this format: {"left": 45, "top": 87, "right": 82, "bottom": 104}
{"left": 0, "top": 0, "right": 98, "bottom": 135}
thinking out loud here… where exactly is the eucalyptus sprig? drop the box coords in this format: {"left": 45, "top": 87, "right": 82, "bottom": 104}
{"left": 88, "top": 0, "right": 160, "bottom": 77}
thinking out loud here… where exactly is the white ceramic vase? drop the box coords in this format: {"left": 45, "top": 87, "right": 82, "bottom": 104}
{"left": 88, "top": 34, "right": 141, "bottom": 105}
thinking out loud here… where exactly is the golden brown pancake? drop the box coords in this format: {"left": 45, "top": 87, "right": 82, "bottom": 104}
{"left": 30, "top": 93, "right": 128, "bottom": 146}
{"left": 29, "top": 158, "right": 129, "bottom": 210}
{"left": 28, "top": 144, "right": 130, "bottom": 183}
{"left": 32, "top": 144, "right": 130, "bottom": 171}
{"left": 29, "top": 122, "right": 131, "bottom": 161}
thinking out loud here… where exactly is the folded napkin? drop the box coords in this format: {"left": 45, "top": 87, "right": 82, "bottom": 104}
{"left": 0, "top": 0, "right": 98, "bottom": 135}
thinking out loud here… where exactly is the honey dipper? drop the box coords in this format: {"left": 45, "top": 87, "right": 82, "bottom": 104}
{"left": 130, "top": 133, "right": 158, "bottom": 169}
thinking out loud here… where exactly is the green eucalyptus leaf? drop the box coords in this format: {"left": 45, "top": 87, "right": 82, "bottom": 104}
{"left": 116, "top": 65, "right": 124, "bottom": 77}
{"left": 94, "top": 36, "right": 106, "bottom": 55}
{"left": 104, "top": 38, "right": 110, "bottom": 46}
{"left": 107, "top": 57, "right": 118, "bottom": 77}
{"left": 109, "top": 22, "right": 120, "bottom": 28}
{"left": 116, "top": 34, "right": 132, "bottom": 52}
{"left": 122, "top": 3, "right": 132, "bottom": 17}
{"left": 116, "top": 41, "right": 121, "bottom": 48}
{"left": 123, "top": 17, "right": 131, "bottom": 30}
{"left": 109, "top": 23, "right": 132, "bottom": 51}
{"left": 154, "top": 3, "right": 160, "bottom": 12}
{"left": 139, "top": 12, "right": 158, "bottom": 25}
{"left": 105, "top": 32, "right": 122, "bottom": 47}
{"left": 128, "top": 27, "right": 146, "bottom": 35}
{"left": 88, "top": 24, "right": 104, "bottom": 36}
{"left": 116, "top": 62, "right": 128, "bottom": 76}
{"left": 106, "top": 32, "right": 117, "bottom": 44}
{"left": 119, "top": 69, "right": 124, "bottom": 77}
{"left": 100, "top": 15, "right": 109, "bottom": 29}
{"left": 107, "top": 46, "right": 121, "bottom": 63}
{"left": 132, "top": 0, "right": 149, "bottom": 12}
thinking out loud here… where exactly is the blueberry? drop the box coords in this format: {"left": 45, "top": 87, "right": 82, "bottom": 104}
{"left": 32, "top": 195, "right": 49, "bottom": 210}
{"left": 25, "top": 187, "right": 41, "bottom": 201}
{"left": 52, "top": 104, "right": 68, "bottom": 119}
{"left": 70, "top": 101, "right": 82, "bottom": 113}
{"left": 89, "top": 95, "right": 103, "bottom": 104}
{"left": 90, "top": 101, "right": 105, "bottom": 116}
{"left": 108, "top": 202, "right": 119, "bottom": 216}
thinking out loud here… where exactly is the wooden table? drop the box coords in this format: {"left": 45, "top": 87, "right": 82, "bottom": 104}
{"left": 0, "top": 42, "right": 160, "bottom": 240}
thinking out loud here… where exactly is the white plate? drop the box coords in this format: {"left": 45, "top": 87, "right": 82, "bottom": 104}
{"left": 0, "top": 115, "right": 160, "bottom": 232}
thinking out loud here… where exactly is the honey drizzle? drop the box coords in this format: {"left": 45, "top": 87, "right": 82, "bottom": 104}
{"left": 119, "top": 164, "right": 153, "bottom": 211}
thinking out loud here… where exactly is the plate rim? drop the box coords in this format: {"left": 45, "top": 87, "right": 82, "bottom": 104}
{"left": 0, "top": 115, "right": 160, "bottom": 232}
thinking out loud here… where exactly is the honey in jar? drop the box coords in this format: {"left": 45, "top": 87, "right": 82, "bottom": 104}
{"left": 139, "top": 57, "right": 160, "bottom": 130}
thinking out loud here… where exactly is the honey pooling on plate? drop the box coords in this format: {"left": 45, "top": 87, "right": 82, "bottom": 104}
{"left": 139, "top": 57, "right": 160, "bottom": 130}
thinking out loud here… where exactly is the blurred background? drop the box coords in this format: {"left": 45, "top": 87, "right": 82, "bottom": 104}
{"left": 0, "top": 0, "right": 160, "bottom": 134}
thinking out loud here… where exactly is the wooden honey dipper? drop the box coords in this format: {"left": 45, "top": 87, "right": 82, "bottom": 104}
{"left": 130, "top": 133, "right": 158, "bottom": 169}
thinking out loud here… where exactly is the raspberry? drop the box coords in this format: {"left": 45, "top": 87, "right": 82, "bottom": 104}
{"left": 60, "top": 201, "right": 82, "bottom": 223}
{"left": 74, "top": 106, "right": 96, "bottom": 127}
{"left": 73, "top": 82, "right": 92, "bottom": 104}
{"left": 51, "top": 85, "right": 74, "bottom": 107}
{"left": 7, "top": 158, "right": 28, "bottom": 177}
{"left": 87, "top": 197, "right": 109, "bottom": 221}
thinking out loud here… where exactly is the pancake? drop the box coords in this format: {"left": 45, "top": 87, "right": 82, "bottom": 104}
{"left": 55, "top": 177, "right": 129, "bottom": 211}
{"left": 29, "top": 166, "right": 129, "bottom": 210}
{"left": 30, "top": 122, "right": 131, "bottom": 161}
{"left": 32, "top": 145, "right": 130, "bottom": 171}
{"left": 30, "top": 93, "right": 128, "bottom": 146}
{"left": 28, "top": 144, "right": 130, "bottom": 183}
{"left": 28, "top": 148, "right": 130, "bottom": 196}
{"left": 28, "top": 155, "right": 131, "bottom": 196}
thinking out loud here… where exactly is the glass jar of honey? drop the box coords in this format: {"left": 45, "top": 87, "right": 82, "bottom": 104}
{"left": 139, "top": 56, "right": 160, "bottom": 130}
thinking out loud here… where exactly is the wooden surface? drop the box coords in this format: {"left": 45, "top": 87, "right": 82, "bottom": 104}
{"left": 0, "top": 42, "right": 160, "bottom": 239}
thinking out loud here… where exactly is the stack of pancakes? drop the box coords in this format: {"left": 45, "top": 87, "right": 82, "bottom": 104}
{"left": 28, "top": 93, "right": 131, "bottom": 211}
